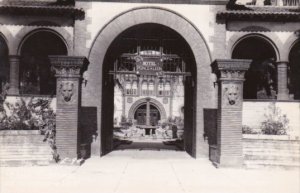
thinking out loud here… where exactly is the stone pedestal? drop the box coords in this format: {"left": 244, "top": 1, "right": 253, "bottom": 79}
{"left": 276, "top": 61, "right": 289, "bottom": 100}
{"left": 49, "top": 56, "right": 89, "bottom": 159}
{"left": 212, "top": 59, "right": 251, "bottom": 167}
{"left": 8, "top": 55, "right": 20, "bottom": 95}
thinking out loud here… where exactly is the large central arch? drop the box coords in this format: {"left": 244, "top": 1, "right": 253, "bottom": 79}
{"left": 86, "top": 7, "right": 213, "bottom": 158}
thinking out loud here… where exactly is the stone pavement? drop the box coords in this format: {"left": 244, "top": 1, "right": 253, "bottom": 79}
{"left": 1, "top": 150, "right": 299, "bottom": 193}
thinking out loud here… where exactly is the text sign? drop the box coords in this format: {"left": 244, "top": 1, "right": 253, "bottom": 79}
{"left": 135, "top": 56, "right": 162, "bottom": 75}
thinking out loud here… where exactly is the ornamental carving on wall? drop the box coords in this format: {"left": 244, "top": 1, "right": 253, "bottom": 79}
{"left": 223, "top": 84, "right": 241, "bottom": 107}
{"left": 59, "top": 81, "right": 75, "bottom": 103}
{"left": 221, "top": 70, "right": 245, "bottom": 80}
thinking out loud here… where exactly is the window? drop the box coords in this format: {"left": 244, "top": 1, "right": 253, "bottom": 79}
{"left": 141, "top": 80, "right": 148, "bottom": 96}
{"left": 164, "top": 81, "right": 171, "bottom": 96}
{"left": 148, "top": 80, "right": 154, "bottom": 96}
{"left": 132, "top": 80, "right": 138, "bottom": 95}
{"left": 158, "top": 79, "right": 164, "bottom": 96}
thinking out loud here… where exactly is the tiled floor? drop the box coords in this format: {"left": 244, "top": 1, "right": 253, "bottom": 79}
{"left": 1, "top": 148, "right": 299, "bottom": 193}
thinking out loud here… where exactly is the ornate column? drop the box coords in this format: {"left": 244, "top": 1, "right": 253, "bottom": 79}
{"left": 276, "top": 61, "right": 289, "bottom": 100}
{"left": 8, "top": 55, "right": 20, "bottom": 95}
{"left": 49, "top": 56, "right": 89, "bottom": 159}
{"left": 212, "top": 59, "right": 251, "bottom": 167}
{"left": 146, "top": 98, "right": 150, "bottom": 126}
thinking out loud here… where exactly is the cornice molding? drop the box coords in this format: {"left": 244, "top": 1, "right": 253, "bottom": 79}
{"left": 49, "top": 56, "right": 89, "bottom": 77}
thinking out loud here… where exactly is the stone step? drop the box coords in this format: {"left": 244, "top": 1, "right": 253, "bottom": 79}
{"left": 0, "top": 159, "right": 53, "bottom": 167}
{"left": 243, "top": 144, "right": 300, "bottom": 149}
{"left": 244, "top": 154, "right": 300, "bottom": 162}
{"left": 244, "top": 160, "right": 300, "bottom": 168}
{"left": 244, "top": 163, "right": 300, "bottom": 170}
{"left": 243, "top": 149, "right": 300, "bottom": 154}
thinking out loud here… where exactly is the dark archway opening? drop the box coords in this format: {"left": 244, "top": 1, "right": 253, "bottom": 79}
{"left": 101, "top": 23, "right": 197, "bottom": 156}
{"left": 0, "top": 35, "right": 9, "bottom": 95}
{"left": 289, "top": 41, "right": 300, "bottom": 100}
{"left": 20, "top": 31, "right": 67, "bottom": 95}
{"left": 232, "top": 36, "right": 277, "bottom": 99}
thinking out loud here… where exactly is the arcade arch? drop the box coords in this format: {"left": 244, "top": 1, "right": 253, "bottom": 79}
{"left": 232, "top": 35, "right": 278, "bottom": 99}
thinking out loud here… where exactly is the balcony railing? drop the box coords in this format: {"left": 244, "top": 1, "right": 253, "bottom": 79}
{"left": 237, "top": 0, "right": 300, "bottom": 6}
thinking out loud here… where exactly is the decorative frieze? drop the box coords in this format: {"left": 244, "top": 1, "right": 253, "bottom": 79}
{"left": 49, "top": 56, "right": 88, "bottom": 78}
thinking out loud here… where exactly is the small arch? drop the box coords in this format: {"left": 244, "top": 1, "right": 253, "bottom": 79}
{"left": 0, "top": 33, "right": 9, "bottom": 93}
{"left": 17, "top": 28, "right": 70, "bottom": 55}
{"left": 232, "top": 34, "right": 278, "bottom": 99}
{"left": 231, "top": 33, "right": 280, "bottom": 61}
{"left": 282, "top": 32, "right": 300, "bottom": 61}
{"left": 19, "top": 30, "right": 68, "bottom": 95}
{"left": 0, "top": 26, "right": 14, "bottom": 55}
{"left": 228, "top": 33, "right": 281, "bottom": 61}
{"left": 288, "top": 39, "right": 300, "bottom": 99}
{"left": 128, "top": 98, "right": 167, "bottom": 121}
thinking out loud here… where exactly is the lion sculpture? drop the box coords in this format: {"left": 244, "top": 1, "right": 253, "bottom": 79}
{"left": 224, "top": 85, "right": 239, "bottom": 106}
{"left": 60, "top": 82, "right": 74, "bottom": 102}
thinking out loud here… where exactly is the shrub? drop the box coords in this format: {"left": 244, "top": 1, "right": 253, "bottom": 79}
{"left": 260, "top": 103, "right": 289, "bottom": 135}
{"left": 242, "top": 125, "right": 260, "bottom": 134}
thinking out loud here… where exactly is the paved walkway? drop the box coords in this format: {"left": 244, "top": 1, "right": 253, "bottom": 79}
{"left": 1, "top": 150, "right": 299, "bottom": 193}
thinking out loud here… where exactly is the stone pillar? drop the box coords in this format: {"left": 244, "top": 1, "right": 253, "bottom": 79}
{"left": 212, "top": 59, "right": 251, "bottom": 167}
{"left": 276, "top": 61, "right": 289, "bottom": 100}
{"left": 146, "top": 98, "right": 150, "bottom": 126}
{"left": 49, "top": 56, "right": 89, "bottom": 159}
{"left": 8, "top": 55, "right": 20, "bottom": 95}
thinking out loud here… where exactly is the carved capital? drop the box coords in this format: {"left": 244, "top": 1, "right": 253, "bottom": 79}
{"left": 49, "top": 56, "right": 89, "bottom": 78}
{"left": 212, "top": 59, "right": 251, "bottom": 81}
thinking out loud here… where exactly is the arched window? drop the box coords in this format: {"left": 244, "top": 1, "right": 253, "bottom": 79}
{"left": 132, "top": 80, "right": 138, "bottom": 95}
{"left": 232, "top": 36, "right": 277, "bottom": 99}
{"left": 141, "top": 80, "right": 148, "bottom": 96}
{"left": 148, "top": 80, "right": 154, "bottom": 95}
{"left": 125, "top": 79, "right": 131, "bottom": 95}
{"left": 164, "top": 81, "right": 171, "bottom": 96}
{"left": 158, "top": 79, "right": 164, "bottom": 96}
{"left": 0, "top": 35, "right": 9, "bottom": 95}
{"left": 20, "top": 31, "right": 67, "bottom": 95}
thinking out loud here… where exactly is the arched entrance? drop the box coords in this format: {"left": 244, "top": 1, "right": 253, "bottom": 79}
{"left": 103, "top": 23, "right": 195, "bottom": 153}
{"left": 19, "top": 30, "right": 67, "bottom": 95}
{"left": 289, "top": 40, "right": 300, "bottom": 99}
{"left": 86, "top": 7, "right": 213, "bottom": 158}
{"left": 134, "top": 104, "right": 161, "bottom": 126}
{"left": 232, "top": 35, "right": 278, "bottom": 99}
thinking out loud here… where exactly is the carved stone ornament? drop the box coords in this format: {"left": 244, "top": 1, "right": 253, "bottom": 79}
{"left": 212, "top": 59, "right": 251, "bottom": 81}
{"left": 222, "top": 84, "right": 241, "bottom": 107}
{"left": 49, "top": 56, "right": 89, "bottom": 78}
{"left": 59, "top": 81, "right": 75, "bottom": 103}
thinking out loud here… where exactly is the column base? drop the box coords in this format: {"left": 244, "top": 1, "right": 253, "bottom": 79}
{"left": 277, "top": 93, "right": 289, "bottom": 100}
{"left": 8, "top": 88, "right": 19, "bottom": 95}
{"left": 216, "top": 155, "right": 244, "bottom": 168}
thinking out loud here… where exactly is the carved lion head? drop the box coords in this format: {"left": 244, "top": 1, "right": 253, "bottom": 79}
{"left": 224, "top": 85, "right": 239, "bottom": 105}
{"left": 60, "top": 82, "right": 74, "bottom": 102}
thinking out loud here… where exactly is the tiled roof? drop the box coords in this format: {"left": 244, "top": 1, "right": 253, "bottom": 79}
{"left": 0, "top": 4, "right": 84, "bottom": 19}
{"left": 218, "top": 5, "right": 300, "bottom": 21}
{"left": 1, "top": 0, "right": 74, "bottom": 6}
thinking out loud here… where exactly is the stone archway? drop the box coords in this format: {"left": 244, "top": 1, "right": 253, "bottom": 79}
{"left": 128, "top": 98, "right": 167, "bottom": 122}
{"left": 86, "top": 7, "right": 213, "bottom": 158}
